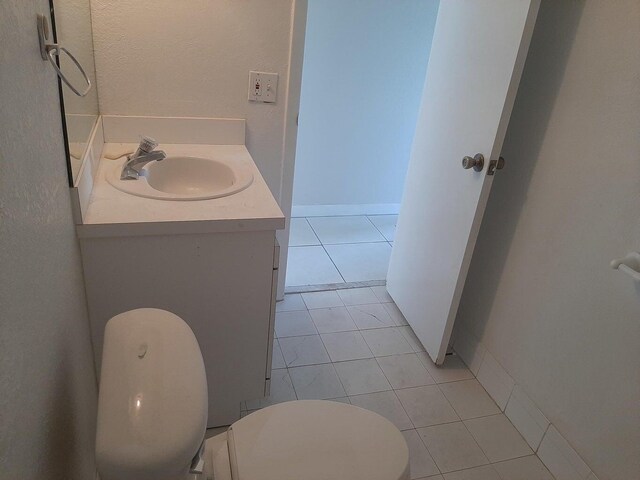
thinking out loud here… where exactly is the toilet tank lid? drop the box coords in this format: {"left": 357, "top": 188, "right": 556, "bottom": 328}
{"left": 95, "top": 308, "right": 208, "bottom": 480}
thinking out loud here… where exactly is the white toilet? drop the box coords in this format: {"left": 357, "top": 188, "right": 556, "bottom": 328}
{"left": 95, "top": 308, "right": 410, "bottom": 480}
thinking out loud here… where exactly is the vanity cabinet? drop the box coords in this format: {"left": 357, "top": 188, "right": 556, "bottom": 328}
{"left": 73, "top": 124, "right": 284, "bottom": 427}
{"left": 80, "top": 230, "right": 279, "bottom": 427}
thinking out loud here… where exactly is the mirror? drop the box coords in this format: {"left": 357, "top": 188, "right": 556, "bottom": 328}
{"left": 49, "top": 0, "right": 99, "bottom": 185}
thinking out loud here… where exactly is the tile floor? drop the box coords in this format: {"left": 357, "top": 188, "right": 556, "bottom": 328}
{"left": 286, "top": 215, "right": 397, "bottom": 287}
{"left": 234, "top": 287, "right": 555, "bottom": 480}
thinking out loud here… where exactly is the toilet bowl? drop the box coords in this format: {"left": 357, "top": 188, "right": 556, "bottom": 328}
{"left": 95, "top": 308, "right": 410, "bottom": 480}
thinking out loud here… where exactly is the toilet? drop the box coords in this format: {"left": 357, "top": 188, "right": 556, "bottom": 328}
{"left": 95, "top": 308, "right": 410, "bottom": 480}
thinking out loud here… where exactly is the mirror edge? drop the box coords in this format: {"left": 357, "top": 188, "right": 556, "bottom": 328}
{"left": 48, "top": 0, "right": 75, "bottom": 187}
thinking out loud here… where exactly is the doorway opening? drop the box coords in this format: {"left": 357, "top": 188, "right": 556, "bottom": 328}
{"left": 285, "top": 0, "right": 439, "bottom": 291}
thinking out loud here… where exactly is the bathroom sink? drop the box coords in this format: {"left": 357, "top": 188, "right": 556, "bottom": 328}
{"left": 107, "top": 156, "right": 253, "bottom": 200}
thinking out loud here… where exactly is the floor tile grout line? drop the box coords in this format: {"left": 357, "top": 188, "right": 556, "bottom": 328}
{"left": 371, "top": 354, "right": 418, "bottom": 432}
{"left": 279, "top": 339, "right": 437, "bottom": 365}
{"left": 300, "top": 217, "right": 321, "bottom": 245}
{"left": 359, "top": 327, "right": 414, "bottom": 358}
{"left": 281, "top": 347, "right": 483, "bottom": 377}
{"left": 304, "top": 217, "right": 325, "bottom": 246}
{"left": 304, "top": 218, "right": 349, "bottom": 284}
{"left": 307, "top": 215, "right": 388, "bottom": 246}
{"left": 429, "top": 463, "right": 505, "bottom": 477}
{"left": 320, "top": 242, "right": 347, "bottom": 283}
{"left": 335, "top": 285, "right": 379, "bottom": 305}
{"left": 325, "top": 357, "right": 350, "bottom": 399}
{"left": 278, "top": 324, "right": 419, "bottom": 341}
{"left": 287, "top": 217, "right": 321, "bottom": 248}
{"left": 456, "top": 410, "right": 492, "bottom": 466}
{"left": 284, "top": 366, "right": 300, "bottom": 401}
{"left": 296, "top": 244, "right": 346, "bottom": 287}
{"left": 437, "top": 376, "right": 502, "bottom": 420}
{"left": 347, "top": 394, "right": 416, "bottom": 434}
{"left": 428, "top": 372, "right": 467, "bottom": 421}
{"left": 318, "top": 329, "right": 374, "bottom": 364}
{"left": 415, "top": 417, "right": 491, "bottom": 475}
{"left": 488, "top": 451, "right": 536, "bottom": 466}
{"left": 282, "top": 339, "right": 332, "bottom": 370}
{"left": 463, "top": 412, "right": 534, "bottom": 459}
{"left": 335, "top": 356, "right": 395, "bottom": 398}
{"left": 411, "top": 427, "right": 442, "bottom": 475}
{"left": 366, "top": 214, "right": 395, "bottom": 243}
{"left": 292, "top": 217, "right": 348, "bottom": 286}
{"left": 287, "top": 362, "right": 346, "bottom": 401}
{"left": 537, "top": 422, "right": 552, "bottom": 454}
{"left": 290, "top": 215, "right": 394, "bottom": 250}
{"left": 299, "top": 291, "right": 345, "bottom": 311}
{"left": 323, "top": 240, "right": 392, "bottom": 246}
{"left": 302, "top": 216, "right": 392, "bottom": 282}
{"left": 369, "top": 214, "right": 398, "bottom": 243}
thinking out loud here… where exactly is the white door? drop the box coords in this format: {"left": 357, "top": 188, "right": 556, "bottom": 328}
{"left": 387, "top": 0, "right": 540, "bottom": 364}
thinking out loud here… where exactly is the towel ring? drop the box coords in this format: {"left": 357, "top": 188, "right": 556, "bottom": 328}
{"left": 37, "top": 14, "right": 92, "bottom": 97}
{"left": 611, "top": 252, "right": 640, "bottom": 282}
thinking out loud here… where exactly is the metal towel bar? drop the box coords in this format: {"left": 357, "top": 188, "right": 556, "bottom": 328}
{"left": 37, "top": 14, "right": 92, "bottom": 97}
{"left": 611, "top": 252, "right": 640, "bottom": 281}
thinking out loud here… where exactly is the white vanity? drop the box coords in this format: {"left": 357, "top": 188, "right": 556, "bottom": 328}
{"left": 74, "top": 116, "right": 284, "bottom": 427}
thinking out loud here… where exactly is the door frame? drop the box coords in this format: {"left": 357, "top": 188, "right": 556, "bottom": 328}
{"left": 276, "top": 0, "right": 308, "bottom": 299}
{"left": 278, "top": 0, "right": 439, "bottom": 298}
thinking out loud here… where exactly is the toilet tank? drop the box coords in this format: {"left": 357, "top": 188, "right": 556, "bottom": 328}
{"left": 96, "top": 308, "right": 208, "bottom": 480}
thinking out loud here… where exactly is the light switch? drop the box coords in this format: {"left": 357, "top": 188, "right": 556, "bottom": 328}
{"left": 248, "top": 71, "right": 278, "bottom": 104}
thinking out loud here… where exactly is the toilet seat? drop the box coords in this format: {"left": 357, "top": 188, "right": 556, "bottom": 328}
{"left": 225, "top": 400, "right": 410, "bottom": 480}
{"left": 95, "top": 309, "right": 410, "bottom": 480}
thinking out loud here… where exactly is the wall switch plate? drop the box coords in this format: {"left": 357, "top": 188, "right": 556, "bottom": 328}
{"left": 248, "top": 71, "right": 278, "bottom": 103}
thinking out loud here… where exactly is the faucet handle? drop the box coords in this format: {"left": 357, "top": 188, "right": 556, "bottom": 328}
{"left": 138, "top": 135, "right": 159, "bottom": 153}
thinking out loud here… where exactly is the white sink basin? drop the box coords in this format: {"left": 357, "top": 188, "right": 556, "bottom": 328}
{"left": 107, "top": 156, "right": 253, "bottom": 201}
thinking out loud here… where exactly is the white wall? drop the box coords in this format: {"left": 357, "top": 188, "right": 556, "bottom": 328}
{"left": 90, "top": 0, "right": 295, "bottom": 196}
{"left": 456, "top": 2, "right": 640, "bottom": 479}
{"left": 0, "top": 1, "right": 98, "bottom": 478}
{"left": 292, "top": 0, "right": 439, "bottom": 212}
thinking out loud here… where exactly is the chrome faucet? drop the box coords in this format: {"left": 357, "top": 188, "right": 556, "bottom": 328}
{"left": 120, "top": 136, "right": 167, "bottom": 180}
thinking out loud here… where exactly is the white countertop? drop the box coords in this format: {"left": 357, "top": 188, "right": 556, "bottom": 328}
{"left": 77, "top": 143, "right": 285, "bottom": 238}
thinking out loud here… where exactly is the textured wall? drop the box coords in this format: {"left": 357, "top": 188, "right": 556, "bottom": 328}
{"left": 0, "top": 1, "right": 98, "bottom": 479}
{"left": 293, "top": 0, "right": 438, "bottom": 209}
{"left": 90, "top": 0, "right": 295, "bottom": 196}
{"left": 456, "top": 2, "right": 640, "bottom": 479}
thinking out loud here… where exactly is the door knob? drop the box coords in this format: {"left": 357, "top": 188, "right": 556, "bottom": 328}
{"left": 462, "top": 153, "right": 484, "bottom": 172}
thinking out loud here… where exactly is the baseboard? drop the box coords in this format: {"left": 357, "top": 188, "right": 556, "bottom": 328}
{"left": 453, "top": 325, "right": 599, "bottom": 480}
{"left": 291, "top": 203, "right": 400, "bottom": 217}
